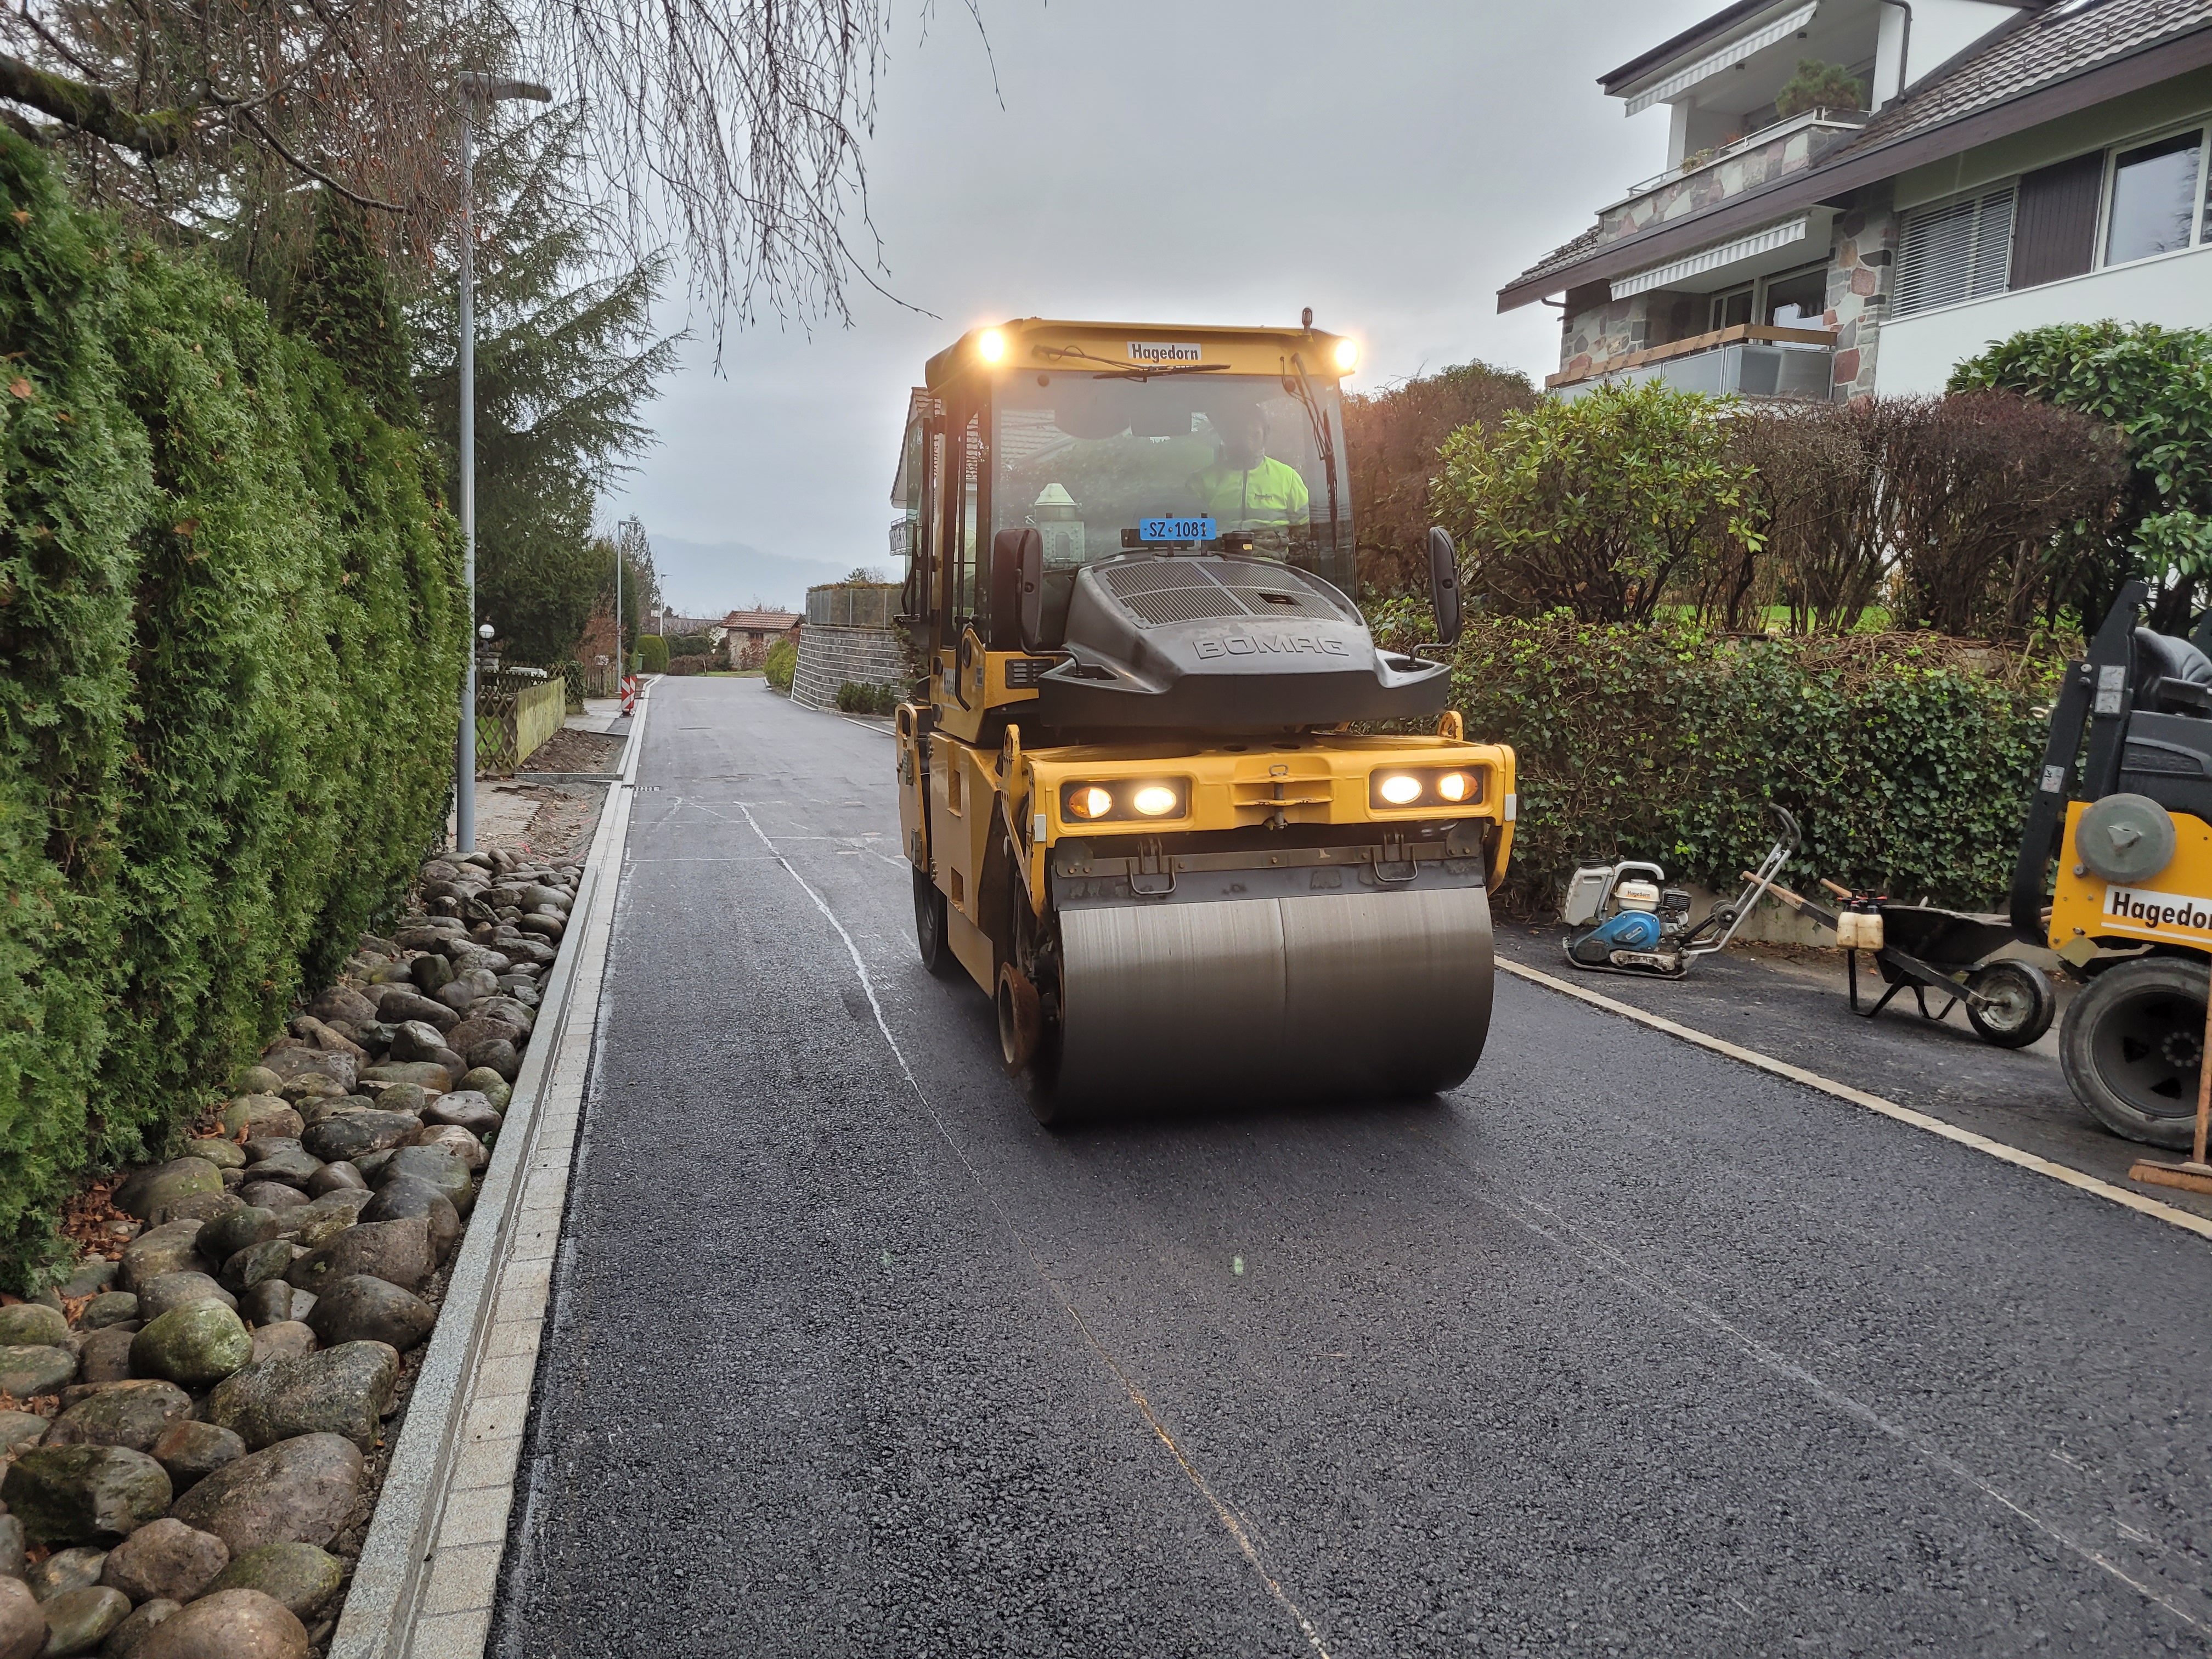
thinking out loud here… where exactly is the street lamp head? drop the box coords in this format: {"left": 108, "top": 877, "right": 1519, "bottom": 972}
{"left": 478, "top": 623, "right": 496, "bottom": 640}
{"left": 458, "top": 72, "right": 553, "bottom": 104}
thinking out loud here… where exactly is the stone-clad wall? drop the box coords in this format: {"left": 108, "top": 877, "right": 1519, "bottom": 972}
{"left": 792, "top": 624, "right": 907, "bottom": 711}
{"left": 1599, "top": 122, "right": 1862, "bottom": 246}
{"left": 1825, "top": 187, "right": 1898, "bottom": 399}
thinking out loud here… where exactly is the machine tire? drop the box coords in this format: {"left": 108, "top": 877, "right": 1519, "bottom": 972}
{"left": 912, "top": 864, "right": 956, "bottom": 978}
{"left": 1965, "top": 960, "right": 2056, "bottom": 1049}
{"left": 2059, "top": 955, "right": 2209, "bottom": 1148}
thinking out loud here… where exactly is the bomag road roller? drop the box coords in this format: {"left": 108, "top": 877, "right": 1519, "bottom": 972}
{"left": 2015, "top": 579, "right": 2212, "bottom": 1147}
{"left": 890, "top": 315, "right": 1515, "bottom": 1122}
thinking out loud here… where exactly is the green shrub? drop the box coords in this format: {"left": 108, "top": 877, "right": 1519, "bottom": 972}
{"left": 667, "top": 653, "right": 709, "bottom": 676}
{"left": 1950, "top": 322, "right": 2212, "bottom": 630}
{"left": 560, "top": 659, "right": 587, "bottom": 712}
{"left": 668, "top": 633, "right": 714, "bottom": 659}
{"left": 1775, "top": 59, "right": 1865, "bottom": 118}
{"left": 764, "top": 637, "right": 797, "bottom": 691}
{"left": 636, "top": 633, "right": 669, "bottom": 674}
{"left": 0, "top": 132, "right": 465, "bottom": 1284}
{"left": 1372, "top": 606, "right": 2052, "bottom": 917}
{"left": 834, "top": 681, "right": 897, "bottom": 714}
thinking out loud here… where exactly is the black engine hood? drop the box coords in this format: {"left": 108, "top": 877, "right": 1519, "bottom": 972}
{"left": 1030, "top": 554, "right": 1449, "bottom": 732}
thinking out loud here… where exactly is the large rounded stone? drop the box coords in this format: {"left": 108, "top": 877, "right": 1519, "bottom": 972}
{"left": 218, "top": 1096, "right": 298, "bottom": 1139}
{"left": 257, "top": 1048, "right": 355, "bottom": 1094}
{"left": 303, "top": 1162, "right": 365, "bottom": 1198}
{"left": 385, "top": 1022, "right": 449, "bottom": 1066}
{"left": 408, "top": 1124, "right": 486, "bottom": 1172}
{"left": 24, "top": 1546, "right": 104, "bottom": 1601}
{"left": 464, "top": 1039, "right": 520, "bottom": 1082}
{"left": 372, "top": 991, "right": 458, "bottom": 1033}
{"left": 78, "top": 1295, "right": 138, "bottom": 1333}
{"left": 0, "top": 1446, "right": 169, "bottom": 1544}
{"left": 421, "top": 1093, "right": 501, "bottom": 1137}
{"left": 307, "top": 987, "right": 376, "bottom": 1027}
{"left": 0, "top": 1513, "right": 22, "bottom": 1580}
{"left": 118, "top": 1226, "right": 202, "bottom": 1296}
{"left": 43, "top": 1383, "right": 191, "bottom": 1454}
{"left": 354, "top": 1186, "right": 458, "bottom": 1256}
{"left": 204, "top": 1344, "right": 398, "bottom": 1452}
{"left": 356, "top": 1063, "right": 452, "bottom": 1092}
{"left": 130, "top": 1589, "right": 305, "bottom": 1659}
{"left": 133, "top": 1274, "right": 234, "bottom": 1325}
{"left": 194, "top": 1208, "right": 280, "bottom": 1270}
{"left": 232, "top": 1186, "right": 305, "bottom": 1215}
{"left": 111, "top": 1165, "right": 220, "bottom": 1227}
{"left": 98, "top": 1518, "right": 227, "bottom": 1605}
{"left": 370, "top": 1082, "right": 429, "bottom": 1118}
{"left": 300, "top": 1113, "right": 415, "bottom": 1166}
{"left": 285, "top": 1218, "right": 430, "bottom": 1295}
{"left": 35, "top": 1584, "right": 126, "bottom": 1655}
{"left": 407, "top": 954, "right": 453, "bottom": 994}
{"left": 371, "top": 1147, "right": 472, "bottom": 1214}
{"left": 0, "top": 1346, "right": 74, "bottom": 1399}
{"left": 232, "top": 1282, "right": 308, "bottom": 1330}
{"left": 443, "top": 1016, "right": 522, "bottom": 1059}
{"left": 128, "top": 1305, "right": 251, "bottom": 1391}
{"left": 303, "top": 1278, "right": 433, "bottom": 1353}
{"left": 218, "top": 1243, "right": 294, "bottom": 1298}
{"left": 0, "top": 1409, "right": 46, "bottom": 1452}
{"left": 148, "top": 1191, "right": 239, "bottom": 1228}
{"left": 166, "top": 1436, "right": 362, "bottom": 1555}
{"left": 177, "top": 1139, "right": 244, "bottom": 1173}
{"left": 238, "top": 1150, "right": 318, "bottom": 1190}
{"left": 74, "top": 1330, "right": 134, "bottom": 1389}
{"left": 0, "top": 1578, "right": 38, "bottom": 1659}
{"left": 0, "top": 1306, "right": 66, "bottom": 1348}
{"left": 99, "top": 1598, "right": 178, "bottom": 1659}
{"left": 203, "top": 1544, "right": 338, "bottom": 1623}
{"left": 279, "top": 1192, "right": 369, "bottom": 1251}
{"left": 148, "top": 1422, "right": 244, "bottom": 1493}
{"left": 455, "top": 1070, "right": 511, "bottom": 1108}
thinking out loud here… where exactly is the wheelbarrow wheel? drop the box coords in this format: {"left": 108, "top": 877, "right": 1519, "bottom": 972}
{"left": 1965, "top": 960, "right": 2056, "bottom": 1049}
{"left": 2059, "top": 956, "right": 2206, "bottom": 1148}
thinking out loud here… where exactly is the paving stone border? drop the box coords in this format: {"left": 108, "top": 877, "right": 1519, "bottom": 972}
{"left": 329, "top": 685, "right": 649, "bottom": 1659}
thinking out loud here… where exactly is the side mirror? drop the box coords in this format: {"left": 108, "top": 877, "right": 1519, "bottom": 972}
{"left": 1426, "top": 526, "right": 1464, "bottom": 648}
{"left": 1018, "top": 528, "right": 1046, "bottom": 653}
{"left": 989, "top": 528, "right": 1039, "bottom": 652}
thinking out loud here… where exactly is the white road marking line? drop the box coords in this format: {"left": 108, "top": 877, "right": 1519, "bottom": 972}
{"left": 1498, "top": 958, "right": 2212, "bottom": 1244}
{"left": 731, "top": 800, "right": 1336, "bottom": 1659}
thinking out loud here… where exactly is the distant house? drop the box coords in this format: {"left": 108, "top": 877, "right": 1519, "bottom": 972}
{"left": 1501, "top": 0, "right": 2212, "bottom": 400}
{"left": 645, "top": 611, "right": 731, "bottom": 645}
{"left": 721, "top": 608, "right": 803, "bottom": 669}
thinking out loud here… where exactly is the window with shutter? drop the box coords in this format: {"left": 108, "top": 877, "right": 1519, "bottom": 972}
{"left": 2011, "top": 152, "right": 2104, "bottom": 289}
{"left": 1893, "top": 186, "right": 2017, "bottom": 317}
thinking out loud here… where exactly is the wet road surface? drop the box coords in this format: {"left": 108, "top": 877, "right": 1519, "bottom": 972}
{"left": 494, "top": 676, "right": 2212, "bottom": 1658}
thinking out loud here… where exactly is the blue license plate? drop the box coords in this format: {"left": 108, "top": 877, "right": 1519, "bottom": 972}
{"left": 1139, "top": 517, "right": 1216, "bottom": 543}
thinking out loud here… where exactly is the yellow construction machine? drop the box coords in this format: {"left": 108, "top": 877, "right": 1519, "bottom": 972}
{"left": 890, "top": 315, "right": 1515, "bottom": 1121}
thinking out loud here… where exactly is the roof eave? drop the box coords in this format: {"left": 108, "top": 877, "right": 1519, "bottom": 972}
{"left": 1501, "top": 20, "right": 2212, "bottom": 313}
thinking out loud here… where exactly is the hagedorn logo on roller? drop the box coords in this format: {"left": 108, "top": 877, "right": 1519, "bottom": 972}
{"left": 2103, "top": 885, "right": 2212, "bottom": 933}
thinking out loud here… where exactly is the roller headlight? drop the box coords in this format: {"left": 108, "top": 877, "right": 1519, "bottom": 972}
{"left": 1059, "top": 778, "right": 1188, "bottom": 824}
{"left": 1333, "top": 337, "right": 1359, "bottom": 373}
{"left": 1131, "top": 785, "right": 1178, "bottom": 817}
{"left": 1369, "top": 765, "right": 1488, "bottom": 811}
{"left": 978, "top": 328, "right": 1007, "bottom": 363}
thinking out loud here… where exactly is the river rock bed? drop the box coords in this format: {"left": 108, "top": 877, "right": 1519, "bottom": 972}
{"left": 0, "top": 844, "right": 579, "bottom": 1658}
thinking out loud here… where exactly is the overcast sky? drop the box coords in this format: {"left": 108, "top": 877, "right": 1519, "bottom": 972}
{"left": 603, "top": 0, "right": 1722, "bottom": 612}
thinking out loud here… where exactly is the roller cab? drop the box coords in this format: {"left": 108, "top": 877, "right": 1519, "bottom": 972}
{"left": 893, "top": 317, "right": 1513, "bottom": 1121}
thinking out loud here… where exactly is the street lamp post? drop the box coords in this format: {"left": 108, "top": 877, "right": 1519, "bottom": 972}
{"left": 454, "top": 71, "right": 551, "bottom": 855}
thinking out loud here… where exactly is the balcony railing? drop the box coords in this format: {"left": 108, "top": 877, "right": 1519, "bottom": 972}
{"left": 1551, "top": 324, "right": 1836, "bottom": 401}
{"left": 1620, "top": 108, "right": 1870, "bottom": 204}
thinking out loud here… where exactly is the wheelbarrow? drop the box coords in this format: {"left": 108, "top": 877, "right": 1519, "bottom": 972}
{"left": 1754, "top": 877, "right": 2058, "bottom": 1049}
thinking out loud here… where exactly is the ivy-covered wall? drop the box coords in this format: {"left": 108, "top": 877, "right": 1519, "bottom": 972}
{"left": 0, "top": 132, "right": 465, "bottom": 1283}
{"left": 1373, "top": 606, "right": 2055, "bottom": 917}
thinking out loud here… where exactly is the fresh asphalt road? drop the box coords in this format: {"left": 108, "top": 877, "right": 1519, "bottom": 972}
{"left": 494, "top": 676, "right": 2212, "bottom": 1658}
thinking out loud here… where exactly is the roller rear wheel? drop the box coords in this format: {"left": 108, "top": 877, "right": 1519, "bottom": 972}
{"left": 913, "top": 865, "right": 955, "bottom": 978}
{"left": 2059, "top": 956, "right": 2207, "bottom": 1148}
{"left": 1966, "top": 960, "right": 2056, "bottom": 1049}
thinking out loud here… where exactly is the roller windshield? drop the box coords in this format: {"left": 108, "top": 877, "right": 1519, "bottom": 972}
{"left": 994, "top": 371, "right": 1353, "bottom": 603}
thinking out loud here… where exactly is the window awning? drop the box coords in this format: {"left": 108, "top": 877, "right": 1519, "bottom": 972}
{"left": 1609, "top": 215, "right": 1813, "bottom": 298}
{"left": 1623, "top": 3, "right": 1820, "bottom": 116}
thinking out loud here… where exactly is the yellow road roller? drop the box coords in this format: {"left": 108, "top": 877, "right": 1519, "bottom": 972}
{"left": 2016, "top": 578, "right": 2212, "bottom": 1147}
{"left": 890, "top": 315, "right": 1515, "bottom": 1120}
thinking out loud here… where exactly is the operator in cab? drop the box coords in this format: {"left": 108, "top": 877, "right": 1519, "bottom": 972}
{"left": 1187, "top": 401, "right": 1309, "bottom": 539}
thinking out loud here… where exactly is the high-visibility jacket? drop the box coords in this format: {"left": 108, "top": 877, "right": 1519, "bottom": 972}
{"left": 1186, "top": 456, "right": 1311, "bottom": 530}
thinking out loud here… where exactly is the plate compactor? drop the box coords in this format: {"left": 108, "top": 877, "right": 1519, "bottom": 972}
{"left": 2016, "top": 580, "right": 2212, "bottom": 1158}
{"left": 1561, "top": 809, "right": 1799, "bottom": 978}
{"left": 892, "top": 316, "right": 1515, "bottom": 1122}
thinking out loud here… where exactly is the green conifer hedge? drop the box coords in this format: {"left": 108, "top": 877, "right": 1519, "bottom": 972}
{"left": 0, "top": 133, "right": 465, "bottom": 1284}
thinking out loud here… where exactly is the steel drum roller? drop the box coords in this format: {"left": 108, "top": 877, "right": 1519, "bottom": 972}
{"left": 1053, "top": 884, "right": 1494, "bottom": 1109}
